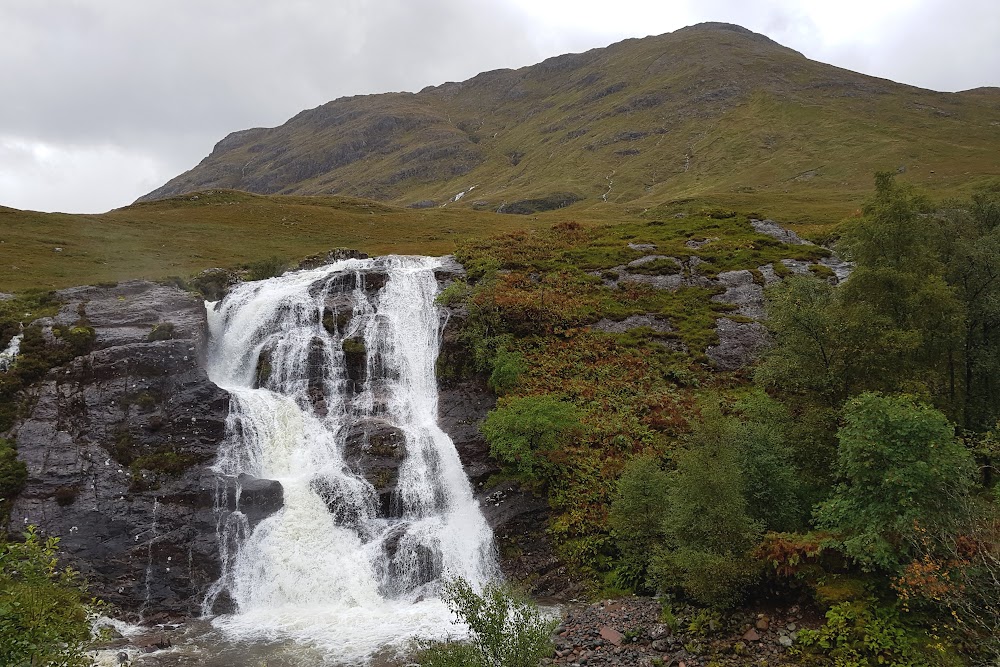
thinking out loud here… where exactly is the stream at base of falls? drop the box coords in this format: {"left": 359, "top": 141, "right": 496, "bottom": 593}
{"left": 106, "top": 256, "right": 498, "bottom": 666}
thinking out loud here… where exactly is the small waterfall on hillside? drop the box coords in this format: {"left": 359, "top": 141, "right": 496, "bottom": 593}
{"left": 202, "top": 255, "right": 497, "bottom": 664}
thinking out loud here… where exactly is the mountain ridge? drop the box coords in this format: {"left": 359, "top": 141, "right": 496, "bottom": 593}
{"left": 139, "top": 22, "right": 1000, "bottom": 213}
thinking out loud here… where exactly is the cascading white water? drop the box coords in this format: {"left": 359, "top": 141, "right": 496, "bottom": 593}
{"left": 202, "top": 255, "right": 497, "bottom": 664}
{"left": 0, "top": 331, "right": 22, "bottom": 372}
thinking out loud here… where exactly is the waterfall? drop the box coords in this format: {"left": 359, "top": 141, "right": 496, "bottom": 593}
{"left": 202, "top": 255, "right": 497, "bottom": 663}
{"left": 0, "top": 331, "right": 22, "bottom": 372}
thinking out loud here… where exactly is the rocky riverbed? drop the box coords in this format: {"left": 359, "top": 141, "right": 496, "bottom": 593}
{"left": 547, "top": 597, "right": 816, "bottom": 667}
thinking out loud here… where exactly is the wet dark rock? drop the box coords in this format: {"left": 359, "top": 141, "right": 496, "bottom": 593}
{"left": 361, "top": 271, "right": 388, "bottom": 292}
{"left": 220, "top": 474, "right": 284, "bottom": 527}
{"left": 253, "top": 348, "right": 272, "bottom": 388}
{"left": 342, "top": 337, "right": 368, "bottom": 389}
{"left": 438, "top": 379, "right": 495, "bottom": 487}
{"left": 297, "top": 248, "right": 369, "bottom": 270}
{"left": 5, "top": 281, "right": 229, "bottom": 620}
{"left": 342, "top": 419, "right": 406, "bottom": 516}
{"left": 433, "top": 255, "right": 467, "bottom": 283}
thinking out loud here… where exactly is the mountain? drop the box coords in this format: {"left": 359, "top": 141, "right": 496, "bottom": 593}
{"left": 140, "top": 23, "right": 1000, "bottom": 213}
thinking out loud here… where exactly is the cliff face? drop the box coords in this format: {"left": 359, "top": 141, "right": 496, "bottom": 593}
{"left": 6, "top": 281, "right": 229, "bottom": 620}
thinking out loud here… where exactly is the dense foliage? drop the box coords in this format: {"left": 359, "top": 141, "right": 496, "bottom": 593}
{"left": 446, "top": 174, "right": 1000, "bottom": 664}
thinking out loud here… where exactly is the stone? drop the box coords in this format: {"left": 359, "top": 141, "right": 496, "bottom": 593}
{"left": 706, "top": 318, "right": 770, "bottom": 371}
{"left": 778, "top": 635, "right": 793, "bottom": 647}
{"left": 648, "top": 624, "right": 670, "bottom": 640}
{"left": 750, "top": 219, "right": 810, "bottom": 245}
{"left": 742, "top": 628, "right": 761, "bottom": 641}
{"left": 591, "top": 314, "right": 673, "bottom": 335}
{"left": 232, "top": 474, "right": 283, "bottom": 526}
{"left": 712, "top": 270, "right": 766, "bottom": 319}
{"left": 756, "top": 617, "right": 770, "bottom": 631}
{"left": 599, "top": 626, "right": 624, "bottom": 646}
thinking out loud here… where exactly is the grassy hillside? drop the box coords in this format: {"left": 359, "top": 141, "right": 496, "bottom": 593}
{"left": 0, "top": 190, "right": 556, "bottom": 292}
{"left": 140, "top": 23, "right": 1000, "bottom": 219}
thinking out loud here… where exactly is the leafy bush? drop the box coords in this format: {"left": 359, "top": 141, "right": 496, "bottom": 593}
{"left": 418, "top": 578, "right": 555, "bottom": 667}
{"left": 796, "top": 601, "right": 937, "bottom": 667}
{"left": 731, "top": 392, "right": 804, "bottom": 532}
{"left": 608, "top": 455, "right": 670, "bottom": 590}
{"left": 245, "top": 256, "right": 289, "bottom": 281}
{"left": 481, "top": 396, "right": 583, "bottom": 481}
{"left": 0, "top": 438, "right": 27, "bottom": 503}
{"left": 650, "top": 407, "right": 763, "bottom": 607}
{"left": 815, "top": 393, "right": 976, "bottom": 572}
{"left": 487, "top": 348, "right": 526, "bottom": 395}
{"left": 0, "top": 527, "right": 98, "bottom": 667}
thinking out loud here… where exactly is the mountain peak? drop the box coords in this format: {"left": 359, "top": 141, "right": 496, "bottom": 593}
{"left": 138, "top": 25, "right": 1000, "bottom": 210}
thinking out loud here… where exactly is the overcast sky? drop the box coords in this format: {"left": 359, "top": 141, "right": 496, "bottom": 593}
{"left": 1, "top": 0, "right": 997, "bottom": 214}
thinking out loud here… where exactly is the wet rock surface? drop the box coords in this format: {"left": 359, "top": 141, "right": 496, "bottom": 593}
{"left": 6, "top": 281, "right": 229, "bottom": 620}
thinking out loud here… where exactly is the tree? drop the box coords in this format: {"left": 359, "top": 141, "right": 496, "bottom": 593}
{"left": 650, "top": 407, "right": 763, "bottom": 607}
{"left": 0, "top": 526, "right": 97, "bottom": 667}
{"left": 815, "top": 393, "right": 976, "bottom": 572}
{"left": 731, "top": 392, "right": 804, "bottom": 532}
{"left": 608, "top": 455, "right": 670, "bottom": 589}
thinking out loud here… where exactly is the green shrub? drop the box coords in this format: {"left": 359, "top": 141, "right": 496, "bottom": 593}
{"left": 245, "top": 256, "right": 288, "bottom": 281}
{"left": 650, "top": 406, "right": 763, "bottom": 608}
{"left": 481, "top": 396, "right": 583, "bottom": 481}
{"left": 0, "top": 527, "right": 98, "bottom": 667}
{"left": 0, "top": 438, "right": 27, "bottom": 503}
{"left": 418, "top": 578, "right": 555, "bottom": 667}
{"left": 815, "top": 393, "right": 976, "bottom": 572}
{"left": 487, "top": 348, "right": 526, "bottom": 395}
{"left": 795, "top": 601, "right": 936, "bottom": 667}
{"left": 608, "top": 455, "right": 670, "bottom": 590}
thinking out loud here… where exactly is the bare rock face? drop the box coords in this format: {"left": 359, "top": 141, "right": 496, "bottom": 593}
{"left": 706, "top": 318, "right": 771, "bottom": 372}
{"left": 5, "top": 281, "right": 229, "bottom": 620}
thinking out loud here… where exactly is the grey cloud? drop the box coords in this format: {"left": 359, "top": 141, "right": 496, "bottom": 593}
{"left": 0, "top": 0, "right": 557, "bottom": 165}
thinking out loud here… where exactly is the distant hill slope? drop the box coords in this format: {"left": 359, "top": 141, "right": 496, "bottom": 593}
{"left": 139, "top": 23, "right": 1000, "bottom": 211}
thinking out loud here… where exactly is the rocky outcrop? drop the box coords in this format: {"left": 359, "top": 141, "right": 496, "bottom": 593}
{"left": 588, "top": 220, "right": 852, "bottom": 371}
{"left": 2, "top": 254, "right": 575, "bottom": 620}
{"left": 5, "top": 281, "right": 229, "bottom": 620}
